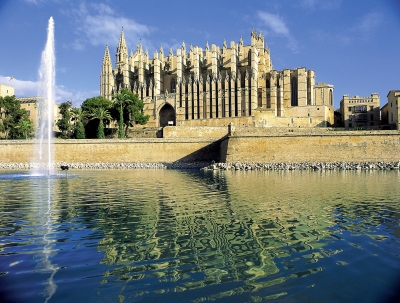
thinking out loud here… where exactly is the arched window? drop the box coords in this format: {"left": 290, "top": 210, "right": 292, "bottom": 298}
{"left": 266, "top": 79, "right": 270, "bottom": 89}
{"left": 329, "top": 89, "right": 333, "bottom": 105}
{"left": 267, "top": 93, "right": 271, "bottom": 108}
{"left": 170, "top": 78, "right": 176, "bottom": 93}
{"left": 291, "top": 77, "right": 298, "bottom": 106}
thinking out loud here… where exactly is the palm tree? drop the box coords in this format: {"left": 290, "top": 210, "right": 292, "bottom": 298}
{"left": 112, "top": 90, "right": 130, "bottom": 138}
{"left": 88, "top": 108, "right": 111, "bottom": 139}
{"left": 71, "top": 108, "right": 86, "bottom": 139}
{"left": 16, "top": 118, "right": 34, "bottom": 139}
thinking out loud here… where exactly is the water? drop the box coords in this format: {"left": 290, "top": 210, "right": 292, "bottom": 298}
{"left": 0, "top": 169, "right": 399, "bottom": 303}
{"left": 33, "top": 16, "right": 55, "bottom": 175}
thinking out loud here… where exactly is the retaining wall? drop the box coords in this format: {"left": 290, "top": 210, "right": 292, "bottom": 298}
{"left": 0, "top": 138, "right": 221, "bottom": 164}
{"left": 1, "top": 129, "right": 400, "bottom": 166}
{"left": 222, "top": 131, "right": 400, "bottom": 163}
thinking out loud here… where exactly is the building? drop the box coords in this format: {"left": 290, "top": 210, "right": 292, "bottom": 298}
{"left": 100, "top": 29, "right": 334, "bottom": 128}
{"left": 0, "top": 84, "right": 60, "bottom": 134}
{"left": 339, "top": 93, "right": 380, "bottom": 129}
{"left": 387, "top": 90, "right": 400, "bottom": 130}
{"left": 17, "top": 97, "right": 60, "bottom": 132}
{"left": 0, "top": 84, "right": 14, "bottom": 97}
{"left": 381, "top": 103, "right": 389, "bottom": 126}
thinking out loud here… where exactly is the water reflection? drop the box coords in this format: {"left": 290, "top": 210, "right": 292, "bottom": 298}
{"left": 92, "top": 170, "right": 400, "bottom": 302}
{"left": 30, "top": 177, "right": 58, "bottom": 302}
{"left": 0, "top": 170, "right": 399, "bottom": 303}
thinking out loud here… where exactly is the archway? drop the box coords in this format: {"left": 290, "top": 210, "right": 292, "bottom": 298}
{"left": 159, "top": 103, "right": 176, "bottom": 127}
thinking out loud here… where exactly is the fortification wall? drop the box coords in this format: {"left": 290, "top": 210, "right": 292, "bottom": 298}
{"left": 163, "top": 126, "right": 227, "bottom": 138}
{"left": 0, "top": 138, "right": 221, "bottom": 164}
{"left": 222, "top": 131, "right": 400, "bottom": 163}
{"left": 1, "top": 129, "right": 400, "bottom": 166}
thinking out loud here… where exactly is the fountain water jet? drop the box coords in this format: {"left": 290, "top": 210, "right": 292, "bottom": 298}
{"left": 33, "top": 16, "right": 55, "bottom": 175}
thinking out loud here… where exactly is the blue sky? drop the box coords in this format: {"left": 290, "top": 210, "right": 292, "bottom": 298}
{"left": 0, "top": 0, "right": 399, "bottom": 110}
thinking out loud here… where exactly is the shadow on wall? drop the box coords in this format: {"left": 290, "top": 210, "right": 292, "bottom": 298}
{"left": 174, "top": 138, "right": 225, "bottom": 163}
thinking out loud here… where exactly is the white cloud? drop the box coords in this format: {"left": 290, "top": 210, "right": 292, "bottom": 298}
{"left": 354, "top": 12, "right": 384, "bottom": 39}
{"left": 65, "top": 2, "right": 153, "bottom": 51}
{"left": 0, "top": 76, "right": 38, "bottom": 98}
{"left": 0, "top": 76, "right": 93, "bottom": 107}
{"left": 257, "top": 11, "right": 299, "bottom": 53}
{"left": 313, "top": 11, "right": 384, "bottom": 45}
{"left": 300, "top": 0, "right": 343, "bottom": 10}
{"left": 257, "top": 11, "right": 289, "bottom": 36}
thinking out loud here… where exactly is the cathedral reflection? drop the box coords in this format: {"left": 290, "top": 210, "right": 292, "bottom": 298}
{"left": 95, "top": 170, "right": 334, "bottom": 299}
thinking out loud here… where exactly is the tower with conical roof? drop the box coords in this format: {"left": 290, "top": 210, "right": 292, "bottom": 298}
{"left": 115, "top": 28, "right": 129, "bottom": 92}
{"left": 100, "top": 44, "right": 114, "bottom": 100}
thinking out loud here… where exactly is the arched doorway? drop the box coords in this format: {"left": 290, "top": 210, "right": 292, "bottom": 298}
{"left": 159, "top": 103, "right": 176, "bottom": 127}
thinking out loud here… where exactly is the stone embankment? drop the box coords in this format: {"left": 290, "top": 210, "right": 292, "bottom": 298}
{"left": 201, "top": 161, "right": 400, "bottom": 171}
{"left": 0, "top": 162, "right": 209, "bottom": 170}
{"left": 1, "top": 161, "right": 400, "bottom": 171}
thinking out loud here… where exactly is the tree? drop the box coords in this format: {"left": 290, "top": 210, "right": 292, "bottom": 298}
{"left": 56, "top": 101, "right": 73, "bottom": 138}
{"left": 111, "top": 89, "right": 149, "bottom": 137}
{"left": 81, "top": 96, "right": 112, "bottom": 139}
{"left": 112, "top": 90, "right": 130, "bottom": 138}
{"left": 16, "top": 118, "right": 34, "bottom": 139}
{"left": 70, "top": 108, "right": 86, "bottom": 139}
{"left": 88, "top": 107, "right": 112, "bottom": 139}
{"left": 0, "top": 95, "right": 33, "bottom": 139}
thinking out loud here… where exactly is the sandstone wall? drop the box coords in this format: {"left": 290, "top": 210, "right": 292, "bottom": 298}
{"left": 0, "top": 138, "right": 221, "bottom": 164}
{"left": 1, "top": 130, "right": 400, "bottom": 166}
{"left": 163, "top": 126, "right": 227, "bottom": 138}
{"left": 222, "top": 131, "right": 400, "bottom": 163}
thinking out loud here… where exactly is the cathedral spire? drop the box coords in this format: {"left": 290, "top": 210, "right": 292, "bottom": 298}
{"left": 116, "top": 28, "right": 128, "bottom": 62}
{"left": 102, "top": 44, "right": 112, "bottom": 66}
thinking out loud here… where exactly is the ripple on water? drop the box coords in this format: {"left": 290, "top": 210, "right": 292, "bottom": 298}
{"left": 0, "top": 169, "right": 399, "bottom": 302}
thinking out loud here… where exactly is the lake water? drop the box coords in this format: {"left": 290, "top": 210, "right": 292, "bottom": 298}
{"left": 0, "top": 169, "right": 399, "bottom": 303}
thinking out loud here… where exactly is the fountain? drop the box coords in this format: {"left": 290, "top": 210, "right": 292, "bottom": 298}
{"left": 33, "top": 16, "right": 55, "bottom": 175}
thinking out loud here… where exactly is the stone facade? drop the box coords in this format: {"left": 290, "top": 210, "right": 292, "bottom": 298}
{"left": 387, "top": 90, "right": 400, "bottom": 130}
{"left": 100, "top": 29, "right": 334, "bottom": 128}
{"left": 339, "top": 93, "right": 380, "bottom": 129}
{"left": 0, "top": 84, "right": 14, "bottom": 97}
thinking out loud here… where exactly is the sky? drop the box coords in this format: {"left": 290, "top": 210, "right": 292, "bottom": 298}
{"left": 0, "top": 0, "right": 399, "bottom": 110}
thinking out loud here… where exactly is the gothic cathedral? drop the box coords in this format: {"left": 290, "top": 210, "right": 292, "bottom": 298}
{"left": 100, "top": 29, "right": 334, "bottom": 128}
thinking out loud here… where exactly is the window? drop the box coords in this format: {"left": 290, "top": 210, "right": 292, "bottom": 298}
{"left": 349, "top": 115, "right": 352, "bottom": 121}
{"left": 266, "top": 93, "right": 271, "bottom": 108}
{"left": 349, "top": 123, "right": 352, "bottom": 128}
{"left": 370, "top": 115, "right": 373, "bottom": 121}
{"left": 370, "top": 106, "right": 373, "bottom": 111}
{"left": 354, "top": 105, "right": 367, "bottom": 113}
{"left": 355, "top": 114, "right": 367, "bottom": 121}
{"left": 291, "top": 77, "right": 298, "bottom": 106}
{"left": 170, "top": 78, "right": 176, "bottom": 93}
{"left": 348, "top": 107, "right": 352, "bottom": 112}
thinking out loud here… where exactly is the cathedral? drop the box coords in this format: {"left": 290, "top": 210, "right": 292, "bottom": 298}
{"left": 100, "top": 29, "right": 334, "bottom": 128}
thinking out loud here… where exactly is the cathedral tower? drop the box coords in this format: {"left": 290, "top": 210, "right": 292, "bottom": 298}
{"left": 100, "top": 44, "right": 114, "bottom": 100}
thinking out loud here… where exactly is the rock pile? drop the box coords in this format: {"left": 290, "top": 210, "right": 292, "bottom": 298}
{"left": 1, "top": 161, "right": 400, "bottom": 171}
{"left": 0, "top": 162, "right": 210, "bottom": 170}
{"left": 201, "top": 161, "right": 400, "bottom": 171}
